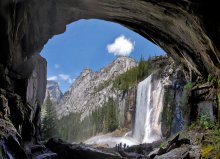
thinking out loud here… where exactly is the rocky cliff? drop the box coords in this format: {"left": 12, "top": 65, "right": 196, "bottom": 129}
{"left": 45, "top": 80, "right": 63, "bottom": 104}
{"left": 56, "top": 56, "right": 137, "bottom": 121}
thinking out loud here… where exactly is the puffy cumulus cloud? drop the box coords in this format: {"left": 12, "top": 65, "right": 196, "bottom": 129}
{"left": 55, "top": 64, "right": 60, "bottom": 69}
{"left": 47, "top": 76, "right": 58, "bottom": 81}
{"left": 107, "top": 35, "right": 135, "bottom": 56}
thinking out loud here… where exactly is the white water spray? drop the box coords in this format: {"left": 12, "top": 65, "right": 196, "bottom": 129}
{"left": 133, "top": 74, "right": 164, "bottom": 143}
{"left": 85, "top": 74, "right": 164, "bottom": 147}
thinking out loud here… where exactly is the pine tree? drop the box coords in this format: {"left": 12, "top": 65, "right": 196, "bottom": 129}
{"left": 41, "top": 96, "right": 57, "bottom": 139}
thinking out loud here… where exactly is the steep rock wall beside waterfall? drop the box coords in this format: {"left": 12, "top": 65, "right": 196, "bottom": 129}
{"left": 131, "top": 57, "right": 188, "bottom": 140}
{"left": 118, "top": 86, "right": 136, "bottom": 130}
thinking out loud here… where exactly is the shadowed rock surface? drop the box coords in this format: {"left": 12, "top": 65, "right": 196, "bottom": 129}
{"left": 1, "top": 0, "right": 220, "bottom": 81}
{"left": 46, "top": 138, "right": 122, "bottom": 159}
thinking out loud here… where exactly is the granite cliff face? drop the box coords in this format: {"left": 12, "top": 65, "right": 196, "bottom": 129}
{"left": 56, "top": 56, "right": 137, "bottom": 122}
{"left": 45, "top": 80, "right": 63, "bottom": 104}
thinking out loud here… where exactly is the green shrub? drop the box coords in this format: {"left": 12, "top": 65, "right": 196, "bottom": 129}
{"left": 199, "top": 114, "right": 215, "bottom": 130}
{"left": 208, "top": 75, "right": 218, "bottom": 86}
{"left": 213, "top": 127, "right": 220, "bottom": 149}
{"left": 188, "top": 122, "right": 196, "bottom": 130}
{"left": 184, "top": 82, "right": 193, "bottom": 90}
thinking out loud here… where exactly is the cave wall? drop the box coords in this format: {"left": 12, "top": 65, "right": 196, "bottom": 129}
{"left": 0, "top": 0, "right": 220, "bottom": 143}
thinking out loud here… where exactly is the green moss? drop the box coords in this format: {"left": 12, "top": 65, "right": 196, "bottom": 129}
{"left": 211, "top": 126, "right": 220, "bottom": 150}
{"left": 202, "top": 145, "right": 214, "bottom": 158}
{"left": 208, "top": 75, "right": 218, "bottom": 85}
{"left": 161, "top": 90, "right": 175, "bottom": 136}
{"left": 188, "top": 122, "right": 196, "bottom": 130}
{"left": 180, "top": 82, "right": 192, "bottom": 116}
{"left": 184, "top": 82, "right": 193, "bottom": 90}
{"left": 160, "top": 140, "right": 166, "bottom": 148}
{"left": 199, "top": 114, "right": 215, "bottom": 130}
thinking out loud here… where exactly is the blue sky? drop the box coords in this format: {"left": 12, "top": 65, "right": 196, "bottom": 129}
{"left": 41, "top": 19, "right": 165, "bottom": 92}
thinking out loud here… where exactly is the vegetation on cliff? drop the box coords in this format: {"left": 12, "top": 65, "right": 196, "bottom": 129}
{"left": 56, "top": 98, "right": 119, "bottom": 142}
{"left": 185, "top": 76, "right": 220, "bottom": 158}
{"left": 113, "top": 56, "right": 150, "bottom": 91}
{"left": 113, "top": 56, "right": 167, "bottom": 91}
{"left": 187, "top": 115, "right": 220, "bottom": 158}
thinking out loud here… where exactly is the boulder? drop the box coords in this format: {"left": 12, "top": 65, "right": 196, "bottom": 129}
{"left": 46, "top": 138, "right": 122, "bottom": 159}
{"left": 148, "top": 147, "right": 166, "bottom": 159}
{"left": 154, "top": 147, "right": 189, "bottom": 159}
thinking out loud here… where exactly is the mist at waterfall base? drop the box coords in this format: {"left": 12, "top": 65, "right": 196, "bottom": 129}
{"left": 85, "top": 74, "right": 164, "bottom": 147}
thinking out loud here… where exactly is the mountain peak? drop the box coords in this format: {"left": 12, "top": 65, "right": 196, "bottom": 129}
{"left": 45, "top": 80, "right": 63, "bottom": 104}
{"left": 56, "top": 56, "right": 137, "bottom": 119}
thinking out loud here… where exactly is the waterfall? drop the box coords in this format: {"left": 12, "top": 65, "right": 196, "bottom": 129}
{"left": 133, "top": 74, "right": 164, "bottom": 143}
{"left": 85, "top": 74, "right": 164, "bottom": 147}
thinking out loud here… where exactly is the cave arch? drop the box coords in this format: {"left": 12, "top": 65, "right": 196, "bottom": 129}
{"left": 17, "top": 0, "right": 220, "bottom": 77}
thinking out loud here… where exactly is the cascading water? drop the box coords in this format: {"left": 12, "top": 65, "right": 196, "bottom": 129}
{"left": 85, "top": 74, "right": 164, "bottom": 147}
{"left": 133, "top": 74, "right": 164, "bottom": 143}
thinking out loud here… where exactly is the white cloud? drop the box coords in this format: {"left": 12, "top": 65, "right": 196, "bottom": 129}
{"left": 59, "top": 74, "right": 75, "bottom": 84}
{"left": 107, "top": 35, "right": 135, "bottom": 56}
{"left": 47, "top": 76, "right": 58, "bottom": 81}
{"left": 59, "top": 74, "right": 70, "bottom": 81}
{"left": 48, "top": 74, "right": 75, "bottom": 84}
{"left": 55, "top": 64, "right": 60, "bottom": 69}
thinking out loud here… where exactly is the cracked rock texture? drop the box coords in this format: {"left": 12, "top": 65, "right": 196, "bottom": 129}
{"left": 56, "top": 56, "right": 137, "bottom": 123}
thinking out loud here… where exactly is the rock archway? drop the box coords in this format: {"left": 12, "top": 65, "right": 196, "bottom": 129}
{"left": 0, "top": 0, "right": 220, "bottom": 143}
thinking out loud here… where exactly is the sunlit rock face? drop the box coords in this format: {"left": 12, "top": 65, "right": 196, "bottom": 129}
{"left": 45, "top": 80, "right": 63, "bottom": 104}
{"left": 56, "top": 56, "right": 137, "bottom": 120}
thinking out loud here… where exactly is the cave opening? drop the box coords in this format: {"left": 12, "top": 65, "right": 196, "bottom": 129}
{"left": 40, "top": 19, "right": 166, "bottom": 145}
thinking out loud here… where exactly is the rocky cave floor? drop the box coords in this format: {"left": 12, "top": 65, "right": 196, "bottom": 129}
{"left": 29, "top": 127, "right": 220, "bottom": 159}
{"left": 1, "top": 116, "right": 220, "bottom": 159}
